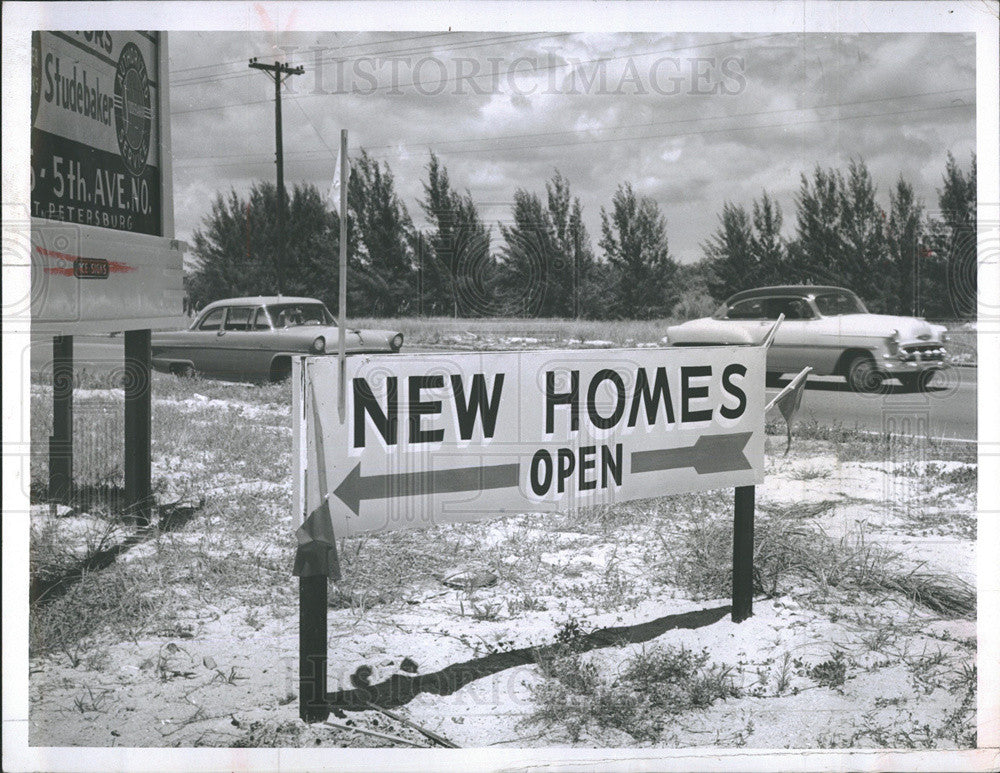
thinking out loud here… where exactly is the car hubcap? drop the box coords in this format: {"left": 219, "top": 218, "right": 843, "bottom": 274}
{"left": 850, "top": 359, "right": 882, "bottom": 392}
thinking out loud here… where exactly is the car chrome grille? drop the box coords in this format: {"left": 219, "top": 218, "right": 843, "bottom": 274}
{"left": 901, "top": 343, "right": 947, "bottom": 362}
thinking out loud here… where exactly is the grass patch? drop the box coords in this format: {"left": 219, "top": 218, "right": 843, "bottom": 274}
{"left": 29, "top": 560, "right": 167, "bottom": 656}
{"left": 668, "top": 511, "right": 975, "bottom": 618}
{"left": 818, "top": 669, "right": 976, "bottom": 748}
{"left": 232, "top": 719, "right": 305, "bottom": 748}
{"left": 330, "top": 527, "right": 482, "bottom": 611}
{"left": 30, "top": 490, "right": 292, "bottom": 656}
{"left": 528, "top": 623, "right": 740, "bottom": 743}
{"left": 30, "top": 511, "right": 128, "bottom": 594}
{"left": 29, "top": 374, "right": 291, "bottom": 503}
{"left": 766, "top": 419, "right": 976, "bottom": 466}
{"left": 808, "top": 651, "right": 848, "bottom": 688}
{"left": 788, "top": 464, "right": 832, "bottom": 481}
{"left": 923, "top": 463, "right": 976, "bottom": 492}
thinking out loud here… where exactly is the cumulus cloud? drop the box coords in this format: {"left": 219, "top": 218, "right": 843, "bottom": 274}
{"left": 169, "top": 31, "right": 975, "bottom": 264}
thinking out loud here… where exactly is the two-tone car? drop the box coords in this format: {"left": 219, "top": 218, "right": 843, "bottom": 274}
{"left": 152, "top": 296, "right": 403, "bottom": 382}
{"left": 665, "top": 285, "right": 949, "bottom": 392}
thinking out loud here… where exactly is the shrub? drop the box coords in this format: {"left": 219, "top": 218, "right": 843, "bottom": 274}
{"left": 527, "top": 642, "right": 739, "bottom": 743}
{"left": 671, "top": 289, "right": 718, "bottom": 321}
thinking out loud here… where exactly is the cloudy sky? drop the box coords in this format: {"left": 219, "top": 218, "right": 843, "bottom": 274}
{"left": 168, "top": 30, "right": 976, "bottom": 264}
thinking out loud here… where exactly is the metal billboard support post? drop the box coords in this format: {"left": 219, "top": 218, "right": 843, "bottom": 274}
{"left": 49, "top": 335, "right": 74, "bottom": 504}
{"left": 124, "top": 329, "right": 152, "bottom": 526}
{"left": 732, "top": 484, "right": 755, "bottom": 623}
{"left": 299, "top": 574, "right": 329, "bottom": 722}
{"left": 295, "top": 357, "right": 330, "bottom": 723}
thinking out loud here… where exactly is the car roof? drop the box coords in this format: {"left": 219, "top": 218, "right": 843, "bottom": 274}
{"left": 725, "top": 285, "right": 852, "bottom": 303}
{"left": 200, "top": 296, "right": 323, "bottom": 310}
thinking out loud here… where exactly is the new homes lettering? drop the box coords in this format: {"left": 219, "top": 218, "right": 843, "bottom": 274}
{"left": 352, "top": 364, "right": 751, "bottom": 498}
{"left": 302, "top": 348, "right": 765, "bottom": 536}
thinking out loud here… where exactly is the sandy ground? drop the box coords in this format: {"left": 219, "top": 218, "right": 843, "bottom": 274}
{"left": 25, "top": 382, "right": 979, "bottom": 754}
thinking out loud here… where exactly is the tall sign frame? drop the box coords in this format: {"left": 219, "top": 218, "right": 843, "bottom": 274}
{"left": 29, "top": 31, "right": 182, "bottom": 523}
{"left": 30, "top": 31, "right": 183, "bottom": 334}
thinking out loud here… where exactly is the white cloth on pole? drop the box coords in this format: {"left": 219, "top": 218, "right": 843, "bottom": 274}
{"left": 326, "top": 144, "right": 349, "bottom": 210}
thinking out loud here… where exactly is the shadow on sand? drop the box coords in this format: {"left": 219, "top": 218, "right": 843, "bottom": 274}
{"left": 327, "top": 604, "right": 732, "bottom": 711}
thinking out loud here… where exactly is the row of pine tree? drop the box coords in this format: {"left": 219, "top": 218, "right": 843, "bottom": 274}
{"left": 186, "top": 151, "right": 976, "bottom": 320}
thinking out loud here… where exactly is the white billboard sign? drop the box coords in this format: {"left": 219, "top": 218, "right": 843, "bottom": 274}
{"left": 295, "top": 346, "right": 766, "bottom": 539}
{"left": 29, "top": 30, "right": 182, "bottom": 334}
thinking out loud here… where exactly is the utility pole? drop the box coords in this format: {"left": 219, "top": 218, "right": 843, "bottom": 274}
{"left": 249, "top": 57, "right": 304, "bottom": 293}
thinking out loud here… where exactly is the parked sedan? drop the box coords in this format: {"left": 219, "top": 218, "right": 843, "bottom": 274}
{"left": 152, "top": 296, "right": 403, "bottom": 382}
{"left": 665, "top": 286, "right": 949, "bottom": 392}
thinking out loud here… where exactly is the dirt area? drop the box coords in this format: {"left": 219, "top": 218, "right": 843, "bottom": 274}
{"left": 25, "top": 373, "right": 979, "bottom": 757}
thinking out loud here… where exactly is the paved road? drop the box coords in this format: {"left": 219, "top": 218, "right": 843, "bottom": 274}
{"left": 27, "top": 335, "right": 978, "bottom": 442}
{"left": 765, "top": 371, "right": 977, "bottom": 443}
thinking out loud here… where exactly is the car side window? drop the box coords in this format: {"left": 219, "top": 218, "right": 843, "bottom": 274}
{"left": 224, "top": 306, "right": 253, "bottom": 331}
{"left": 251, "top": 308, "right": 271, "bottom": 331}
{"left": 787, "top": 299, "right": 813, "bottom": 319}
{"left": 727, "top": 299, "right": 766, "bottom": 319}
{"left": 767, "top": 297, "right": 813, "bottom": 320}
{"left": 198, "top": 308, "right": 225, "bottom": 331}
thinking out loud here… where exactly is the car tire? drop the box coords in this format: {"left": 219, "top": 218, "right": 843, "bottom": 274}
{"left": 269, "top": 357, "right": 291, "bottom": 383}
{"left": 845, "top": 354, "right": 883, "bottom": 393}
{"left": 172, "top": 364, "right": 196, "bottom": 378}
{"left": 899, "top": 371, "right": 933, "bottom": 392}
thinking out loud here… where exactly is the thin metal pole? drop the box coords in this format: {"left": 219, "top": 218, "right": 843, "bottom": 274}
{"left": 124, "top": 329, "right": 152, "bottom": 526}
{"left": 337, "top": 129, "right": 348, "bottom": 421}
{"left": 732, "top": 485, "right": 755, "bottom": 622}
{"left": 49, "top": 335, "right": 73, "bottom": 504}
{"left": 573, "top": 242, "right": 579, "bottom": 319}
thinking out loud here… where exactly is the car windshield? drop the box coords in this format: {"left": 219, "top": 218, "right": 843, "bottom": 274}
{"left": 813, "top": 291, "right": 867, "bottom": 316}
{"left": 268, "top": 303, "right": 334, "bottom": 328}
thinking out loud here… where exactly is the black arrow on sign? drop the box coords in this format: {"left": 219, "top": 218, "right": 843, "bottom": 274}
{"left": 334, "top": 462, "right": 520, "bottom": 516}
{"left": 631, "top": 432, "right": 754, "bottom": 476}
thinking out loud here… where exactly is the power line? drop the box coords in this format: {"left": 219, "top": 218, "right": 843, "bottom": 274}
{"left": 170, "top": 31, "right": 453, "bottom": 76}
{"left": 393, "top": 102, "right": 975, "bottom": 158}
{"left": 289, "top": 84, "right": 340, "bottom": 164}
{"left": 171, "top": 31, "right": 573, "bottom": 90}
{"left": 172, "top": 31, "right": 566, "bottom": 86}
{"left": 172, "top": 98, "right": 975, "bottom": 171}
{"left": 170, "top": 32, "right": 777, "bottom": 115}
{"left": 357, "top": 32, "right": 781, "bottom": 97}
{"left": 358, "top": 87, "right": 976, "bottom": 154}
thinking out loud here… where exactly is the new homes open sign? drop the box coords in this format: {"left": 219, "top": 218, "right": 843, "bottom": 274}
{"left": 296, "top": 347, "right": 765, "bottom": 537}
{"left": 30, "top": 30, "right": 183, "bottom": 334}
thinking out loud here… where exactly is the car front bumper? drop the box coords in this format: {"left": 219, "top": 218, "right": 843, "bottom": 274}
{"left": 880, "top": 348, "right": 948, "bottom": 372}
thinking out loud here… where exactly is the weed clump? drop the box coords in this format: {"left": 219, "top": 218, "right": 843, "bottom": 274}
{"left": 232, "top": 719, "right": 304, "bottom": 747}
{"left": 808, "top": 651, "right": 848, "bottom": 689}
{"left": 528, "top": 628, "right": 739, "bottom": 743}
{"left": 668, "top": 512, "right": 975, "bottom": 618}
